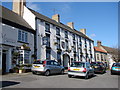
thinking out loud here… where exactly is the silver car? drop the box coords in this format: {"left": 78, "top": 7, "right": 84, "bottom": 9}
{"left": 68, "top": 62, "right": 94, "bottom": 79}
{"left": 31, "top": 60, "right": 64, "bottom": 76}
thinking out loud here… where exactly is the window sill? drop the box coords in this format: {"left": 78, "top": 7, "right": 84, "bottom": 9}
{"left": 45, "top": 31, "right": 51, "bottom": 34}
{"left": 18, "top": 41, "right": 29, "bottom": 44}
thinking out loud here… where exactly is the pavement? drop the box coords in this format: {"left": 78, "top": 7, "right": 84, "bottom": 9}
{"left": 1, "top": 70, "right": 119, "bottom": 88}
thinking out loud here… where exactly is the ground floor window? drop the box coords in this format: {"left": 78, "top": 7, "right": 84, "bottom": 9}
{"left": 19, "top": 50, "right": 30, "bottom": 64}
{"left": 74, "top": 54, "right": 76, "bottom": 61}
{"left": 46, "top": 49, "right": 51, "bottom": 59}
{"left": 57, "top": 52, "right": 61, "bottom": 64}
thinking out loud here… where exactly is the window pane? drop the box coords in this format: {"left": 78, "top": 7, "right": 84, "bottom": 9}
{"left": 57, "top": 38, "right": 60, "bottom": 49}
{"left": 46, "top": 50, "right": 51, "bottom": 59}
{"left": 18, "top": 30, "right": 21, "bottom": 41}
{"left": 65, "top": 31, "right": 68, "bottom": 38}
{"left": 56, "top": 27, "right": 60, "bottom": 35}
{"left": 22, "top": 31, "right": 24, "bottom": 42}
{"left": 25, "top": 33, "right": 28, "bottom": 42}
{"left": 45, "top": 23, "right": 50, "bottom": 32}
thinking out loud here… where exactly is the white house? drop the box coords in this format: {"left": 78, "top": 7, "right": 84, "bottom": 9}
{"left": 0, "top": 5, "right": 35, "bottom": 74}
{"left": 11, "top": 0, "right": 95, "bottom": 68}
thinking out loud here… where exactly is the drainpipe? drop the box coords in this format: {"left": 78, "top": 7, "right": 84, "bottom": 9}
{"left": 34, "top": 17, "right": 37, "bottom": 60}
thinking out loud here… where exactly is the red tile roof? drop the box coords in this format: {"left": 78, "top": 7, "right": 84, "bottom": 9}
{"left": 94, "top": 47, "right": 107, "bottom": 53}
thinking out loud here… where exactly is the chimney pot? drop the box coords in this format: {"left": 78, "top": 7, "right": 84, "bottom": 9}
{"left": 80, "top": 29, "right": 86, "bottom": 34}
{"left": 97, "top": 40, "right": 102, "bottom": 47}
{"left": 67, "top": 22, "right": 74, "bottom": 29}
{"left": 52, "top": 14, "right": 60, "bottom": 22}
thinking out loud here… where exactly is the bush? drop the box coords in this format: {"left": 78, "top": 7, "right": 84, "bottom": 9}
{"left": 13, "top": 67, "right": 19, "bottom": 73}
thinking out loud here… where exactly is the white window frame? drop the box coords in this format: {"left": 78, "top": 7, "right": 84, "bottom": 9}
{"left": 18, "top": 30, "right": 28, "bottom": 43}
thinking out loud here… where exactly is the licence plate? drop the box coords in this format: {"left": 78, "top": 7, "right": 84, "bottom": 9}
{"left": 95, "top": 66, "right": 98, "bottom": 68}
{"left": 34, "top": 66, "right": 40, "bottom": 68}
{"left": 115, "top": 68, "right": 120, "bottom": 70}
{"left": 73, "top": 69, "right": 80, "bottom": 71}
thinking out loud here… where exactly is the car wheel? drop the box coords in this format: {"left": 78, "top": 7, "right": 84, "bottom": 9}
{"left": 111, "top": 71, "right": 113, "bottom": 75}
{"left": 68, "top": 75, "right": 72, "bottom": 78}
{"left": 85, "top": 73, "right": 89, "bottom": 79}
{"left": 32, "top": 71, "right": 37, "bottom": 74}
{"left": 92, "top": 72, "right": 95, "bottom": 77}
{"left": 45, "top": 70, "right": 50, "bottom": 76}
{"left": 61, "top": 69, "right": 64, "bottom": 75}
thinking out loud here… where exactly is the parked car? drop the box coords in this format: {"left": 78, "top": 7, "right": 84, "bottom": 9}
{"left": 111, "top": 63, "right": 120, "bottom": 75}
{"left": 68, "top": 62, "right": 94, "bottom": 79}
{"left": 31, "top": 60, "right": 64, "bottom": 76}
{"left": 91, "top": 62, "right": 106, "bottom": 74}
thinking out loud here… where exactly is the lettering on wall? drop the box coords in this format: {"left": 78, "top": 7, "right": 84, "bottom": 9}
{"left": 2, "top": 33, "right": 16, "bottom": 44}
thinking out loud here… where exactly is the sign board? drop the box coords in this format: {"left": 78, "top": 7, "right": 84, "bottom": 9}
{"left": 42, "top": 36, "right": 48, "bottom": 45}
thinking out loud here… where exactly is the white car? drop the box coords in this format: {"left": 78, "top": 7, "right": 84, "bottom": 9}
{"left": 68, "top": 62, "right": 94, "bottom": 79}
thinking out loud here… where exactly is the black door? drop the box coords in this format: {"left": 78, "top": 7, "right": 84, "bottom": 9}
{"left": 2, "top": 52, "right": 6, "bottom": 75}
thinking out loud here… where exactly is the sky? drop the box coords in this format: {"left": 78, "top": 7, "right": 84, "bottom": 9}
{"left": 1, "top": 1, "right": 118, "bottom": 47}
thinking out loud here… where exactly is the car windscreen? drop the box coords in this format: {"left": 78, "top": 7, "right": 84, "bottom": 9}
{"left": 71, "top": 62, "right": 85, "bottom": 67}
{"left": 33, "top": 61, "right": 44, "bottom": 64}
{"left": 113, "top": 63, "right": 120, "bottom": 67}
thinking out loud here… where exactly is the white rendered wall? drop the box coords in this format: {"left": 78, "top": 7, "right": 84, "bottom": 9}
{"left": 2, "top": 23, "right": 34, "bottom": 72}
{"left": 23, "top": 6, "right": 36, "bottom": 30}
{"left": 36, "top": 19, "right": 95, "bottom": 64}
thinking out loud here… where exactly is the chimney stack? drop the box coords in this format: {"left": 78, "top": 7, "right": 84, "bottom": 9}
{"left": 52, "top": 14, "right": 60, "bottom": 22}
{"left": 67, "top": 22, "right": 74, "bottom": 29}
{"left": 80, "top": 29, "right": 86, "bottom": 34}
{"left": 12, "top": 0, "right": 26, "bottom": 16}
{"left": 97, "top": 41, "right": 102, "bottom": 47}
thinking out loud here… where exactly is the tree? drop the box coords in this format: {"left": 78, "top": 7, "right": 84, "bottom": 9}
{"left": 111, "top": 47, "right": 119, "bottom": 62}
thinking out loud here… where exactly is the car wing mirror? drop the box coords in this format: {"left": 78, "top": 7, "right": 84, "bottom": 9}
{"left": 90, "top": 67, "right": 92, "bottom": 69}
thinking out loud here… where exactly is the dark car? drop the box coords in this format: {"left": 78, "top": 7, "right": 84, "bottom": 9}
{"left": 91, "top": 62, "right": 106, "bottom": 74}
{"left": 111, "top": 63, "right": 120, "bottom": 75}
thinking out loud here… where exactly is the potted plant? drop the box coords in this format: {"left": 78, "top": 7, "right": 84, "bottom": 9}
{"left": 21, "top": 44, "right": 30, "bottom": 50}
{"left": 13, "top": 66, "right": 19, "bottom": 73}
{"left": 19, "top": 65, "right": 26, "bottom": 73}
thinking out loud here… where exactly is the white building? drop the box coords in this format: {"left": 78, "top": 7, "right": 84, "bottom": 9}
{"left": 1, "top": 0, "right": 95, "bottom": 74}
{"left": 0, "top": 5, "right": 35, "bottom": 74}
{"left": 12, "top": 1, "right": 95, "bottom": 68}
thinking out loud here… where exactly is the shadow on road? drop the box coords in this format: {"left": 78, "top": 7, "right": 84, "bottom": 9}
{"left": 1, "top": 81, "right": 20, "bottom": 88}
{"left": 32, "top": 72, "right": 68, "bottom": 77}
{"left": 71, "top": 74, "right": 97, "bottom": 80}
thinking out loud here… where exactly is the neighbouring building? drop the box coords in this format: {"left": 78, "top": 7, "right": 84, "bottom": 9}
{"left": 94, "top": 46, "right": 107, "bottom": 63}
{"left": 12, "top": 0, "right": 95, "bottom": 68}
{"left": 95, "top": 41, "right": 117, "bottom": 68}
{"left": 0, "top": 5, "right": 35, "bottom": 74}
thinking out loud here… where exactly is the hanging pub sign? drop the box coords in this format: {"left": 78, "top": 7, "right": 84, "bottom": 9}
{"left": 61, "top": 41, "right": 65, "bottom": 49}
{"left": 42, "top": 36, "right": 48, "bottom": 45}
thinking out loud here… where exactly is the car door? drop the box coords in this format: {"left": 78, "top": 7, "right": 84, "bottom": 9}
{"left": 87, "top": 63, "right": 93, "bottom": 75}
{"left": 47, "top": 61, "right": 55, "bottom": 74}
{"left": 53, "top": 61, "right": 61, "bottom": 73}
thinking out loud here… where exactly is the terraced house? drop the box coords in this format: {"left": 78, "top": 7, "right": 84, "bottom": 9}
{"left": 0, "top": 5, "right": 35, "bottom": 74}
{"left": 1, "top": 0, "right": 95, "bottom": 74}
{"left": 12, "top": 0, "right": 95, "bottom": 68}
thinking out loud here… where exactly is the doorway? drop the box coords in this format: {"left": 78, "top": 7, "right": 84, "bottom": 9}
{"left": 2, "top": 51, "right": 6, "bottom": 75}
{"left": 63, "top": 54, "right": 70, "bottom": 69}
